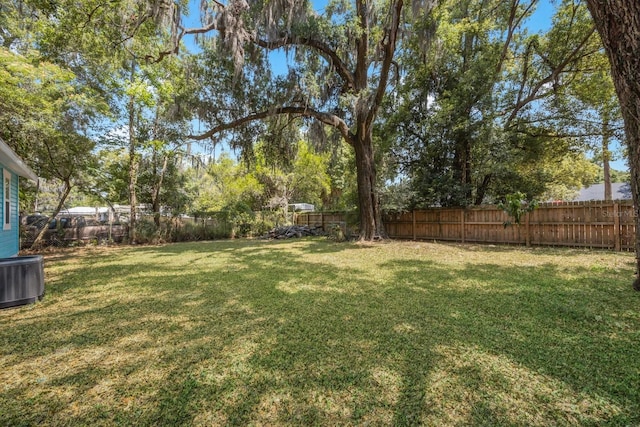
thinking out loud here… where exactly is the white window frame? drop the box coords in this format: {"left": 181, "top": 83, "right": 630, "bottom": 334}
{"left": 3, "top": 169, "right": 11, "bottom": 231}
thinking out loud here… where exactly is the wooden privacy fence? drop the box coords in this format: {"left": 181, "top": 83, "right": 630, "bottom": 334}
{"left": 294, "top": 212, "right": 348, "bottom": 234}
{"left": 296, "top": 201, "right": 636, "bottom": 251}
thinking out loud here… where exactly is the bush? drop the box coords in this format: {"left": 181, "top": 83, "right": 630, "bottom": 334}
{"left": 498, "top": 192, "right": 538, "bottom": 227}
{"left": 215, "top": 202, "right": 256, "bottom": 238}
{"left": 170, "top": 220, "right": 231, "bottom": 241}
{"left": 134, "top": 218, "right": 168, "bottom": 244}
{"left": 134, "top": 217, "right": 233, "bottom": 244}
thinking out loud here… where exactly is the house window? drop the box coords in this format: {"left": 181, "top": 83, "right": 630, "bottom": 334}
{"left": 3, "top": 169, "right": 11, "bottom": 230}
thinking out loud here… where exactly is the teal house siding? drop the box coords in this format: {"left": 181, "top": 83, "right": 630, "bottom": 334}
{"left": 0, "top": 168, "right": 19, "bottom": 258}
{"left": 0, "top": 138, "right": 38, "bottom": 258}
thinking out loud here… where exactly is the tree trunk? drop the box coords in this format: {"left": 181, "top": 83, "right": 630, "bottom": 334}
{"left": 34, "top": 179, "right": 40, "bottom": 213}
{"left": 453, "top": 136, "right": 472, "bottom": 206}
{"left": 152, "top": 155, "right": 169, "bottom": 228}
{"left": 353, "top": 132, "right": 385, "bottom": 240}
{"left": 603, "top": 117, "right": 612, "bottom": 201}
{"left": 586, "top": 0, "right": 640, "bottom": 290}
{"left": 475, "top": 174, "right": 492, "bottom": 205}
{"left": 30, "top": 180, "right": 72, "bottom": 250}
{"left": 127, "top": 93, "right": 138, "bottom": 244}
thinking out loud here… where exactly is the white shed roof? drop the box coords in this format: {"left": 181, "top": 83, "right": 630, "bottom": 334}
{"left": 0, "top": 138, "right": 38, "bottom": 182}
{"left": 573, "top": 183, "right": 631, "bottom": 201}
{"left": 61, "top": 207, "right": 109, "bottom": 215}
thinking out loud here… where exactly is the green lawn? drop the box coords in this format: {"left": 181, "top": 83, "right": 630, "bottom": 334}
{"left": 1, "top": 239, "right": 639, "bottom": 426}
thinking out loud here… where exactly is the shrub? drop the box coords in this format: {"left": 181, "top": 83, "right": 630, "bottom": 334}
{"left": 134, "top": 217, "right": 234, "bottom": 243}
{"left": 216, "top": 202, "right": 256, "bottom": 238}
{"left": 134, "top": 218, "right": 168, "bottom": 244}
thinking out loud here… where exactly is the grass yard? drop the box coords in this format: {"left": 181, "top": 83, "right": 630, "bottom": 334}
{"left": 1, "top": 239, "right": 639, "bottom": 426}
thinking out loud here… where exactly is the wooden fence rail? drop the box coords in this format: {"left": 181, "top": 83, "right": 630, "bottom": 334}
{"left": 295, "top": 201, "right": 636, "bottom": 251}
{"left": 294, "top": 212, "right": 348, "bottom": 234}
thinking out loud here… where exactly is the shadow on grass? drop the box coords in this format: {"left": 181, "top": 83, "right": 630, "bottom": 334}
{"left": 1, "top": 239, "right": 638, "bottom": 426}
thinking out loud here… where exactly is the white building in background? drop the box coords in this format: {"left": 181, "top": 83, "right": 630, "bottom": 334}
{"left": 59, "top": 204, "right": 136, "bottom": 223}
{"left": 60, "top": 207, "right": 110, "bottom": 222}
{"left": 290, "top": 203, "right": 315, "bottom": 212}
{"left": 573, "top": 183, "right": 631, "bottom": 202}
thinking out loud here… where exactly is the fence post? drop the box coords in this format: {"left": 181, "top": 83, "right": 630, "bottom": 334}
{"left": 613, "top": 202, "right": 621, "bottom": 251}
{"left": 525, "top": 212, "right": 531, "bottom": 247}
{"left": 412, "top": 210, "right": 416, "bottom": 240}
{"left": 461, "top": 208, "right": 465, "bottom": 243}
{"left": 321, "top": 212, "right": 325, "bottom": 231}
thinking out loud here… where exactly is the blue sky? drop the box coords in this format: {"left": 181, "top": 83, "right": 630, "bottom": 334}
{"left": 528, "top": 0, "right": 555, "bottom": 32}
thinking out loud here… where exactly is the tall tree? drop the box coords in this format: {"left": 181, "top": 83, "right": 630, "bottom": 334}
{"left": 122, "top": 58, "right": 193, "bottom": 238}
{"left": 25, "top": 0, "right": 192, "bottom": 242}
{"left": 585, "top": 0, "right": 640, "bottom": 290}
{"left": 555, "top": 53, "right": 623, "bottom": 201}
{"left": 170, "top": 0, "right": 436, "bottom": 240}
{"left": 384, "top": 0, "right": 602, "bottom": 206}
{"left": 0, "top": 47, "right": 103, "bottom": 247}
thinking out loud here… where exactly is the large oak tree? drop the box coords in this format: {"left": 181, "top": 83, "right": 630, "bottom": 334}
{"left": 172, "top": 0, "right": 435, "bottom": 240}
{"left": 585, "top": 0, "right": 640, "bottom": 290}
{"left": 381, "top": 0, "right": 605, "bottom": 207}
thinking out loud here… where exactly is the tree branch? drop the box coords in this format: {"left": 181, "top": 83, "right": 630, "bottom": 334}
{"left": 496, "top": 0, "right": 536, "bottom": 75}
{"left": 188, "top": 106, "right": 354, "bottom": 144}
{"left": 365, "top": 0, "right": 404, "bottom": 131}
{"left": 253, "top": 34, "right": 355, "bottom": 91}
{"left": 150, "top": 13, "right": 356, "bottom": 91}
{"left": 506, "top": 26, "right": 597, "bottom": 127}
